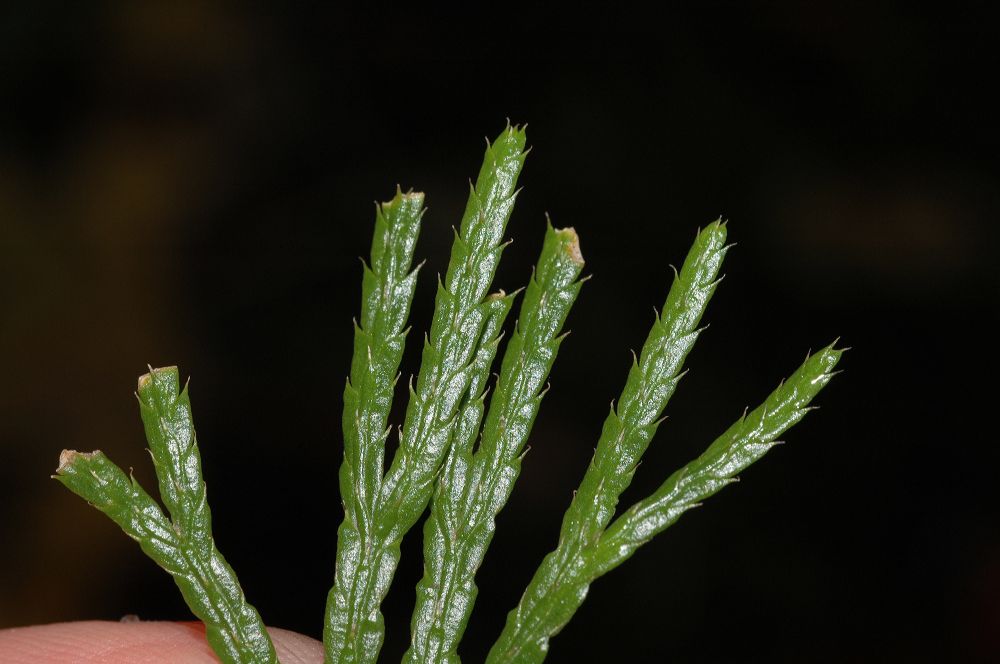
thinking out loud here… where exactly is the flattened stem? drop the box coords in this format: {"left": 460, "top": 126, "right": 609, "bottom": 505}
{"left": 325, "top": 189, "right": 424, "bottom": 664}
{"left": 54, "top": 450, "right": 181, "bottom": 570}
{"left": 324, "top": 124, "right": 528, "bottom": 664}
{"left": 405, "top": 290, "right": 515, "bottom": 664}
{"left": 55, "top": 367, "right": 277, "bottom": 664}
{"left": 487, "top": 342, "right": 843, "bottom": 664}
{"left": 406, "top": 224, "right": 585, "bottom": 664}
{"left": 487, "top": 222, "right": 728, "bottom": 664}
{"left": 593, "top": 344, "right": 843, "bottom": 573}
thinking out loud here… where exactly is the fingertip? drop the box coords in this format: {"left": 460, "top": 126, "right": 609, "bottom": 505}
{"left": 0, "top": 621, "right": 323, "bottom": 664}
{"left": 269, "top": 625, "right": 324, "bottom": 663}
{"left": 0, "top": 621, "right": 214, "bottom": 663}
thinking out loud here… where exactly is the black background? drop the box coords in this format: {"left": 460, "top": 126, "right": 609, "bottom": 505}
{"left": 1, "top": 3, "right": 997, "bottom": 662}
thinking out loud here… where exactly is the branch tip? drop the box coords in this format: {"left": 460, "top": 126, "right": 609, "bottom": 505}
{"left": 137, "top": 366, "right": 177, "bottom": 392}
{"left": 57, "top": 448, "right": 98, "bottom": 473}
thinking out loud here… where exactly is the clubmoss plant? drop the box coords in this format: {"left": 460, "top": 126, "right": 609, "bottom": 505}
{"left": 55, "top": 124, "right": 842, "bottom": 664}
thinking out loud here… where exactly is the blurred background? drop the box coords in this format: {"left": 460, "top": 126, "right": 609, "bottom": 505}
{"left": 1, "top": 2, "right": 997, "bottom": 662}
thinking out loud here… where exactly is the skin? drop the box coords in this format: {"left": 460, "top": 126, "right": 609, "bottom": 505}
{"left": 0, "top": 621, "right": 323, "bottom": 664}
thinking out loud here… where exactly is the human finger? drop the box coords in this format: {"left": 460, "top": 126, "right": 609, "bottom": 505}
{"left": 0, "top": 620, "right": 324, "bottom": 663}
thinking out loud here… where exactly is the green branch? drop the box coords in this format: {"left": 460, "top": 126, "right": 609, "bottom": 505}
{"left": 325, "top": 190, "right": 424, "bottom": 664}
{"left": 323, "top": 124, "right": 528, "bottom": 664}
{"left": 56, "top": 367, "right": 276, "bottom": 664}
{"left": 487, "top": 222, "right": 729, "bottom": 663}
{"left": 486, "top": 344, "right": 842, "bottom": 663}
{"left": 52, "top": 127, "right": 843, "bottom": 664}
{"left": 406, "top": 224, "right": 586, "bottom": 664}
{"left": 592, "top": 343, "right": 843, "bottom": 574}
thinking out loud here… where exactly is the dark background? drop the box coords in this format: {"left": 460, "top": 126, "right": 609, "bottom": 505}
{"left": 1, "top": 3, "right": 997, "bottom": 662}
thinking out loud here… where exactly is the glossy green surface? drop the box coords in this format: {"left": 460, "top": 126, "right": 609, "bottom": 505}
{"left": 486, "top": 226, "right": 841, "bottom": 664}
{"left": 325, "top": 189, "right": 424, "bottom": 664}
{"left": 324, "top": 125, "right": 528, "bottom": 664}
{"left": 592, "top": 343, "right": 843, "bottom": 576}
{"left": 487, "top": 222, "right": 727, "bottom": 663}
{"left": 55, "top": 367, "right": 277, "bottom": 664}
{"left": 405, "top": 224, "right": 586, "bottom": 664}
{"left": 53, "top": 126, "right": 841, "bottom": 664}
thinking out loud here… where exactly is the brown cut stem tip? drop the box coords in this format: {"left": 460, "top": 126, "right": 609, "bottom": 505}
{"left": 137, "top": 366, "right": 178, "bottom": 391}
{"left": 57, "top": 449, "right": 99, "bottom": 473}
{"left": 555, "top": 227, "right": 584, "bottom": 266}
